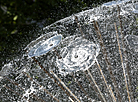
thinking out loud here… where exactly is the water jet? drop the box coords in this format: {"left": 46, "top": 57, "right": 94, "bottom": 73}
{"left": 0, "top": 0, "right": 137, "bottom": 102}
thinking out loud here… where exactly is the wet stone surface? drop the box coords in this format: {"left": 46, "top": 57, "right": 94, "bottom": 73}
{"left": 0, "top": 0, "right": 138, "bottom": 102}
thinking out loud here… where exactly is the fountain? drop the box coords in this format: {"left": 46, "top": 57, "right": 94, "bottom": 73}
{"left": 0, "top": 0, "right": 138, "bottom": 102}
{"left": 56, "top": 36, "right": 100, "bottom": 75}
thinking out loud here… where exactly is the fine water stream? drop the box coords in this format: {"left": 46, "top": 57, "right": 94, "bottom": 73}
{"left": 0, "top": 0, "right": 138, "bottom": 102}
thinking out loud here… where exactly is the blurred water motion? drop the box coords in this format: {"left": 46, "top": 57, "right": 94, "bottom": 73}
{"left": 102, "top": 0, "right": 131, "bottom": 7}
{"left": 132, "top": 2, "right": 138, "bottom": 13}
{"left": 0, "top": 0, "right": 138, "bottom": 102}
{"left": 28, "top": 34, "right": 62, "bottom": 57}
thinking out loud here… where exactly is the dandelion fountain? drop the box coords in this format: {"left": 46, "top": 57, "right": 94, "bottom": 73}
{"left": 0, "top": 0, "right": 138, "bottom": 102}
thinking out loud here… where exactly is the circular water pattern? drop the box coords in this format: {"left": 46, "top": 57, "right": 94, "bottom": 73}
{"left": 56, "top": 37, "right": 100, "bottom": 75}
{"left": 0, "top": 1, "right": 138, "bottom": 102}
{"left": 28, "top": 34, "right": 62, "bottom": 57}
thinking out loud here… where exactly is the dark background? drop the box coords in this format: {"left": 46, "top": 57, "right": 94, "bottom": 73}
{"left": 0, "top": 0, "right": 112, "bottom": 67}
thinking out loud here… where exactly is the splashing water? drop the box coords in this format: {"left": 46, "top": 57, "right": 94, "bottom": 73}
{"left": 0, "top": 0, "right": 138, "bottom": 102}
{"left": 125, "top": 35, "right": 138, "bottom": 52}
{"left": 102, "top": 0, "right": 131, "bottom": 7}
{"left": 132, "top": 2, "right": 138, "bottom": 13}
{"left": 28, "top": 34, "right": 62, "bottom": 57}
